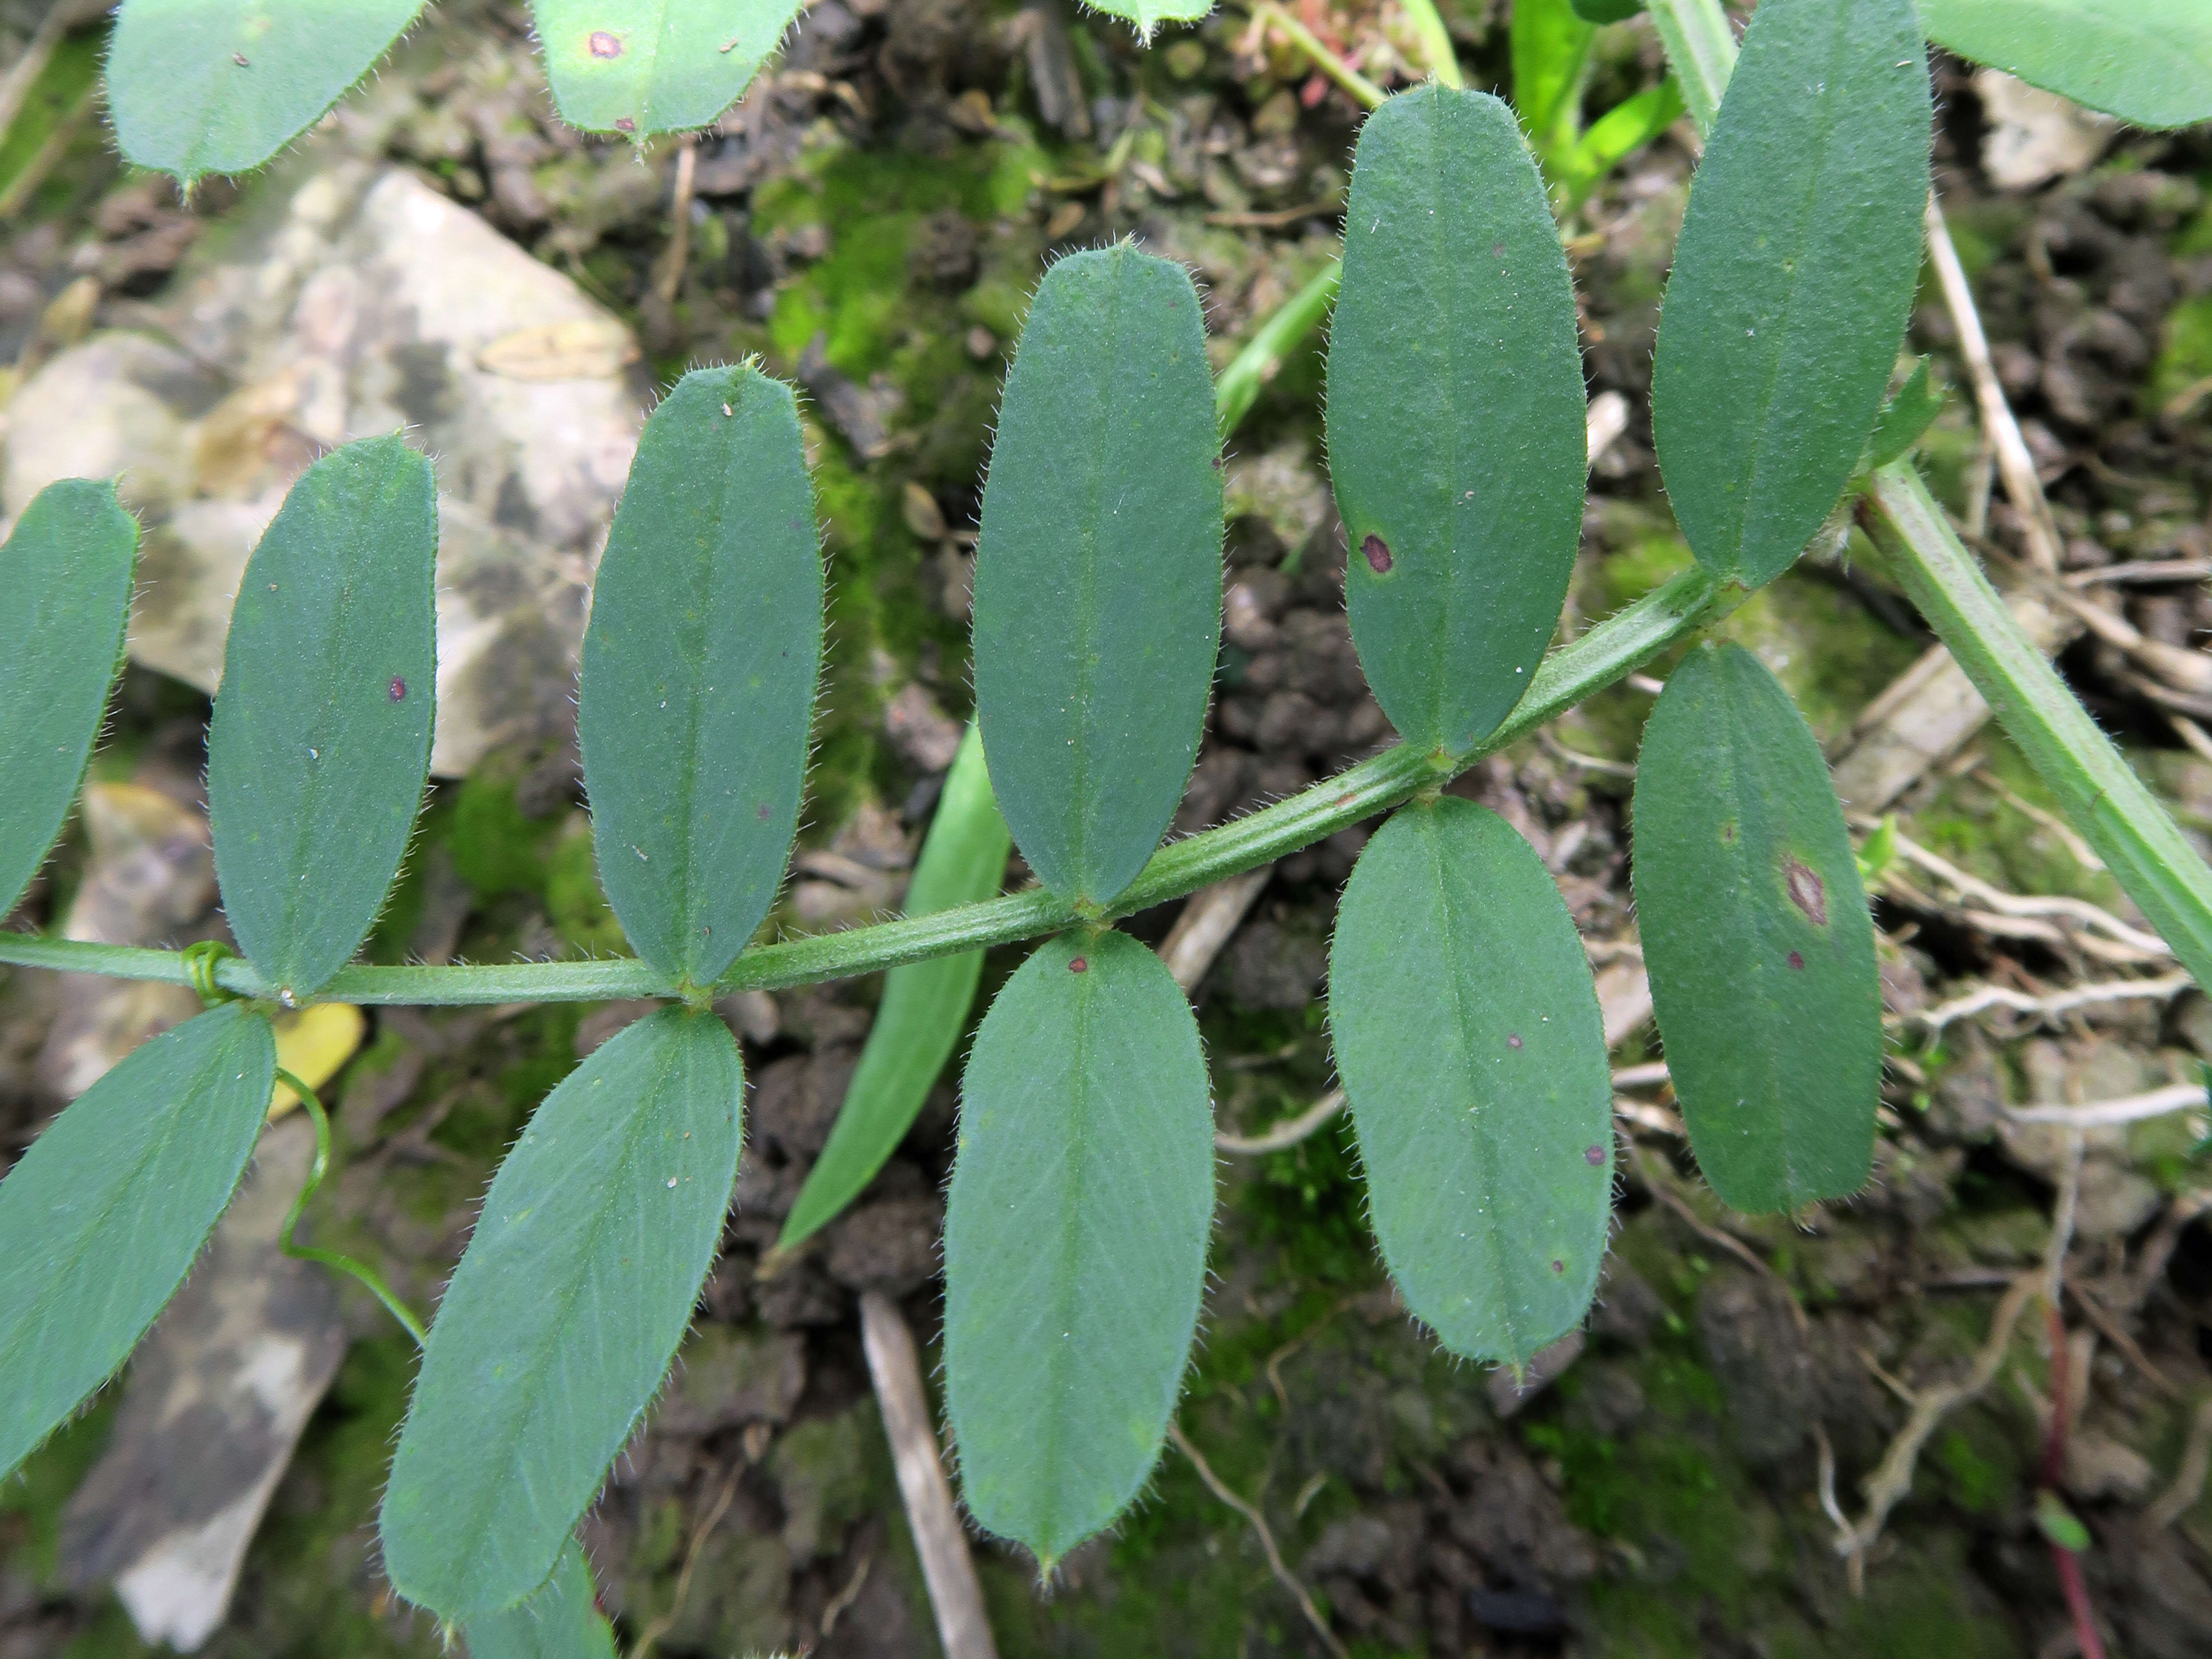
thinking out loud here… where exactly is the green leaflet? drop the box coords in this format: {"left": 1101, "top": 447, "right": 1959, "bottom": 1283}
{"left": 1650, "top": 0, "right": 1931, "bottom": 588}
{"left": 532, "top": 0, "right": 803, "bottom": 138}
{"left": 1077, "top": 0, "right": 1213, "bottom": 41}
{"left": 1325, "top": 86, "right": 1588, "bottom": 754}
{"left": 971, "top": 244, "right": 1222, "bottom": 909}
{"left": 206, "top": 435, "right": 436, "bottom": 1003}
{"left": 577, "top": 363, "right": 820, "bottom": 991}
{"left": 380, "top": 1008, "right": 742, "bottom": 1619}
{"left": 1329, "top": 799, "right": 1613, "bottom": 1366}
{"left": 1867, "top": 358, "right": 1945, "bottom": 469}
{"left": 462, "top": 1538, "right": 616, "bottom": 1659}
{"left": 1631, "top": 642, "right": 1882, "bottom": 1213}
{"left": 107, "top": 0, "right": 425, "bottom": 184}
{"left": 0, "top": 479, "right": 138, "bottom": 916}
{"left": 944, "top": 930, "right": 1213, "bottom": 1566}
{"left": 0, "top": 1004, "right": 276, "bottom": 1479}
{"left": 779, "top": 723, "right": 1010, "bottom": 1251}
{"left": 1918, "top": 0, "right": 2212, "bottom": 130}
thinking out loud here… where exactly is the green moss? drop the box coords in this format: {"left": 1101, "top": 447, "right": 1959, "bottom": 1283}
{"left": 1931, "top": 1415, "right": 2019, "bottom": 1517}
{"left": 2151, "top": 294, "right": 2212, "bottom": 410}
{"left": 1715, "top": 572, "right": 1921, "bottom": 747}
{"left": 447, "top": 772, "right": 557, "bottom": 901}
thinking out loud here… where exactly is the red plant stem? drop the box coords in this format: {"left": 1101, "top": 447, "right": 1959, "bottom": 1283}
{"left": 2040, "top": 1302, "right": 2108, "bottom": 1659}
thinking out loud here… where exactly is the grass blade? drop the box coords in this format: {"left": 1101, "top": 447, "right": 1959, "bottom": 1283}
{"left": 1330, "top": 798, "right": 1614, "bottom": 1366}
{"left": 1650, "top": 0, "right": 1931, "bottom": 586}
{"left": 379, "top": 1008, "right": 742, "bottom": 1619}
{"left": 206, "top": 435, "right": 437, "bottom": 1003}
{"left": 944, "top": 930, "right": 1213, "bottom": 1567}
{"left": 1326, "top": 85, "right": 1588, "bottom": 754}
{"left": 971, "top": 244, "right": 1221, "bottom": 909}
{"left": 1631, "top": 641, "right": 1882, "bottom": 1212}
{"left": 0, "top": 1004, "right": 276, "bottom": 1479}
{"left": 1864, "top": 462, "right": 2212, "bottom": 988}
{"left": 107, "top": 0, "right": 425, "bottom": 184}
{"left": 779, "top": 723, "right": 1010, "bottom": 1252}
{"left": 578, "top": 362, "right": 821, "bottom": 991}
{"left": 0, "top": 478, "right": 137, "bottom": 916}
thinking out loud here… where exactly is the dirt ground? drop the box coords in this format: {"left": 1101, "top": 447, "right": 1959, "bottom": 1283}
{"left": 4, "top": 1, "right": 2212, "bottom": 1655}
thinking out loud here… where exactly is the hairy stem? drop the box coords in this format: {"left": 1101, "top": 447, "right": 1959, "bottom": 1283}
{"left": 0, "top": 567, "right": 1729, "bottom": 1007}
{"left": 1861, "top": 465, "right": 2212, "bottom": 988}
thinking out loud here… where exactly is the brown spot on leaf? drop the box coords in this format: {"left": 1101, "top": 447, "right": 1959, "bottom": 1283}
{"left": 388, "top": 676, "right": 406, "bottom": 702}
{"left": 1783, "top": 855, "right": 1827, "bottom": 926}
{"left": 614, "top": 116, "right": 636, "bottom": 132}
{"left": 755, "top": 803, "right": 771, "bottom": 820}
{"left": 1069, "top": 956, "right": 1087, "bottom": 974}
{"left": 589, "top": 29, "right": 623, "bottom": 56}
{"left": 1551, "top": 1259, "right": 1564, "bottom": 1273}
{"left": 1507, "top": 1033, "right": 1522, "bottom": 1050}
{"left": 1584, "top": 1144, "right": 1605, "bottom": 1166}
{"left": 1720, "top": 820, "right": 1737, "bottom": 845}
{"left": 232, "top": 52, "right": 250, "bottom": 67}
{"left": 1361, "top": 533, "right": 1393, "bottom": 574}
{"left": 1787, "top": 950, "right": 1805, "bottom": 970}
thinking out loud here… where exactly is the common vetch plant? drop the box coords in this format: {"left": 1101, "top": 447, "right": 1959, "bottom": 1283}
{"left": 7, "top": 0, "right": 2212, "bottom": 1647}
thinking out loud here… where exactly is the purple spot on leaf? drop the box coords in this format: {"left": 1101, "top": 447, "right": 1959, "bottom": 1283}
{"left": 1787, "top": 950, "right": 1805, "bottom": 970}
{"left": 1783, "top": 855, "right": 1828, "bottom": 926}
{"left": 1361, "top": 533, "right": 1393, "bottom": 574}
{"left": 389, "top": 676, "right": 406, "bottom": 702}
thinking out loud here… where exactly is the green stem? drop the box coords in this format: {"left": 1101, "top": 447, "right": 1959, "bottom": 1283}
{"left": 1397, "top": 0, "right": 1464, "bottom": 89}
{"left": 274, "top": 1067, "right": 430, "bottom": 1346}
{"left": 1860, "top": 465, "right": 2212, "bottom": 987}
{"left": 0, "top": 567, "right": 1730, "bottom": 1007}
{"left": 1214, "top": 258, "right": 1342, "bottom": 436}
{"left": 1246, "top": 2, "right": 1389, "bottom": 110}
{"left": 1644, "top": 0, "right": 1735, "bottom": 135}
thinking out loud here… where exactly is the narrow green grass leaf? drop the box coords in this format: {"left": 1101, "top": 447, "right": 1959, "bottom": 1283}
{"left": 381, "top": 1007, "right": 741, "bottom": 1619}
{"left": 1555, "top": 78, "right": 1686, "bottom": 208}
{"left": 532, "top": 0, "right": 803, "bottom": 138}
{"left": 1918, "top": 0, "right": 2212, "bottom": 130}
{"left": 1867, "top": 358, "right": 1945, "bottom": 469}
{"left": 206, "top": 435, "right": 436, "bottom": 1004}
{"left": 0, "top": 479, "right": 138, "bottom": 916}
{"left": 1631, "top": 642, "right": 1882, "bottom": 1213}
{"left": 944, "top": 930, "right": 1213, "bottom": 1566}
{"left": 1512, "top": 0, "right": 1595, "bottom": 151}
{"left": 971, "top": 244, "right": 1221, "bottom": 909}
{"left": 107, "top": 0, "right": 425, "bottom": 184}
{"left": 577, "top": 363, "right": 821, "bottom": 991}
{"left": 1325, "top": 86, "right": 1588, "bottom": 754}
{"left": 0, "top": 1004, "right": 276, "bottom": 1479}
{"left": 1650, "top": 0, "right": 1931, "bottom": 588}
{"left": 1330, "top": 799, "right": 1613, "bottom": 1366}
{"left": 779, "top": 723, "right": 1010, "bottom": 1251}
{"left": 1570, "top": 0, "right": 1643, "bottom": 20}
{"left": 462, "top": 1537, "right": 616, "bottom": 1659}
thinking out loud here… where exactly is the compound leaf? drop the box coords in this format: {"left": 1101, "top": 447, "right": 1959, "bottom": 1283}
{"left": 1631, "top": 641, "right": 1881, "bottom": 1213}
{"left": 780, "top": 723, "right": 1010, "bottom": 1251}
{"left": 944, "top": 930, "right": 1213, "bottom": 1566}
{"left": 1918, "top": 0, "right": 2212, "bottom": 130}
{"left": 462, "top": 1537, "right": 616, "bottom": 1659}
{"left": 971, "top": 243, "right": 1221, "bottom": 910}
{"left": 533, "top": 0, "right": 804, "bottom": 138}
{"left": 1651, "top": 0, "right": 1931, "bottom": 587}
{"left": 0, "top": 479, "right": 138, "bottom": 917}
{"left": 207, "top": 435, "right": 436, "bottom": 1004}
{"left": 578, "top": 363, "right": 820, "bottom": 991}
{"left": 108, "top": 0, "right": 426, "bottom": 184}
{"left": 381, "top": 1008, "right": 742, "bottom": 1619}
{"left": 0, "top": 1004, "right": 276, "bottom": 1479}
{"left": 1330, "top": 798, "right": 1612, "bottom": 1366}
{"left": 1326, "top": 86, "right": 1588, "bottom": 754}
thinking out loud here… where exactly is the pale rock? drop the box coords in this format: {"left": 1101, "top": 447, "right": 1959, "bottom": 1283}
{"left": 1, "top": 161, "right": 644, "bottom": 777}
{"left": 1977, "top": 70, "right": 2114, "bottom": 191}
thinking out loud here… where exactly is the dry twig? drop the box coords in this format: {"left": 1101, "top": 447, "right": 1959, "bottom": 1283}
{"left": 1217, "top": 1089, "right": 1345, "bottom": 1155}
{"left": 1898, "top": 970, "right": 2194, "bottom": 1035}
{"left": 1168, "top": 1420, "right": 1348, "bottom": 1659}
{"left": 2147, "top": 1396, "right": 2212, "bottom": 1531}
